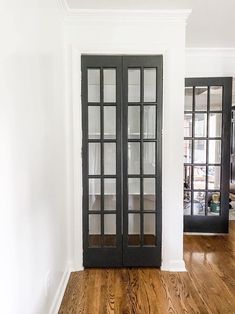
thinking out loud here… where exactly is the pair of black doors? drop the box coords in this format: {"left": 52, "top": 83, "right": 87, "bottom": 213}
{"left": 82, "top": 55, "right": 163, "bottom": 267}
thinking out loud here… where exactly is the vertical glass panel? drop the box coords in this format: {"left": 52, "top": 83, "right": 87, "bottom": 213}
{"left": 209, "top": 113, "right": 222, "bottom": 137}
{"left": 88, "top": 106, "right": 100, "bottom": 139}
{"left": 144, "top": 68, "right": 156, "bottom": 102}
{"left": 195, "top": 86, "right": 208, "bottom": 111}
{"left": 128, "top": 214, "right": 140, "bottom": 246}
{"left": 89, "top": 214, "right": 101, "bottom": 247}
{"left": 89, "top": 179, "right": 101, "bottom": 211}
{"left": 185, "top": 87, "right": 193, "bottom": 111}
{"left": 143, "top": 142, "right": 155, "bottom": 174}
{"left": 184, "top": 166, "right": 191, "bottom": 190}
{"left": 128, "top": 69, "right": 140, "bottom": 102}
{"left": 104, "top": 179, "right": 116, "bottom": 210}
{"left": 128, "top": 142, "right": 140, "bottom": 174}
{"left": 143, "top": 106, "right": 156, "bottom": 139}
{"left": 104, "top": 214, "right": 116, "bottom": 246}
{"left": 184, "top": 191, "right": 191, "bottom": 215}
{"left": 89, "top": 143, "right": 101, "bottom": 175}
{"left": 104, "top": 143, "right": 116, "bottom": 175}
{"left": 208, "top": 140, "right": 221, "bottom": 164}
{"left": 210, "top": 86, "right": 223, "bottom": 111}
{"left": 208, "top": 166, "right": 221, "bottom": 190}
{"left": 144, "top": 178, "right": 155, "bottom": 211}
{"left": 128, "top": 178, "right": 140, "bottom": 211}
{"left": 104, "top": 69, "right": 116, "bottom": 103}
{"left": 184, "top": 140, "right": 192, "bottom": 163}
{"left": 104, "top": 106, "right": 116, "bottom": 139}
{"left": 193, "top": 166, "right": 206, "bottom": 190}
{"left": 128, "top": 106, "right": 140, "bottom": 139}
{"left": 194, "top": 140, "right": 207, "bottom": 164}
{"left": 143, "top": 214, "right": 156, "bottom": 246}
{"left": 195, "top": 113, "right": 207, "bottom": 137}
{"left": 88, "top": 69, "right": 100, "bottom": 103}
{"left": 193, "top": 192, "right": 206, "bottom": 216}
{"left": 184, "top": 113, "right": 192, "bottom": 137}
{"left": 208, "top": 192, "right": 220, "bottom": 216}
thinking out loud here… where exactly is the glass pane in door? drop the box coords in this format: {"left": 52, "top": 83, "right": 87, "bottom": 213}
{"left": 128, "top": 106, "right": 140, "bottom": 139}
{"left": 104, "top": 106, "right": 116, "bottom": 139}
{"left": 144, "top": 68, "right": 156, "bottom": 102}
{"left": 128, "top": 69, "right": 140, "bottom": 102}
{"left": 128, "top": 178, "right": 140, "bottom": 211}
{"left": 128, "top": 213, "right": 140, "bottom": 246}
{"left": 103, "top": 69, "right": 116, "bottom": 103}
{"left": 143, "top": 106, "right": 156, "bottom": 139}
{"left": 128, "top": 142, "right": 140, "bottom": 174}
{"left": 88, "top": 69, "right": 100, "bottom": 102}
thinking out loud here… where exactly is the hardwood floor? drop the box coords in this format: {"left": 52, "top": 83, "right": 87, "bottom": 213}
{"left": 59, "top": 221, "right": 235, "bottom": 313}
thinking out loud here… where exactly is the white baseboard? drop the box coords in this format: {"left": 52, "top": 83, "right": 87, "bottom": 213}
{"left": 161, "top": 259, "right": 187, "bottom": 272}
{"left": 49, "top": 261, "right": 73, "bottom": 314}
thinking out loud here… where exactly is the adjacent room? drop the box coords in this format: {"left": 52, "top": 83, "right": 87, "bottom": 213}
{"left": 1, "top": 0, "right": 235, "bottom": 313}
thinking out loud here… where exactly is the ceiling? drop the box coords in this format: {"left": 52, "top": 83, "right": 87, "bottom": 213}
{"left": 66, "top": 0, "right": 235, "bottom": 47}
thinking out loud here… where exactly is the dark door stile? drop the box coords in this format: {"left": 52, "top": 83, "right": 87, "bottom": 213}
{"left": 184, "top": 77, "right": 232, "bottom": 233}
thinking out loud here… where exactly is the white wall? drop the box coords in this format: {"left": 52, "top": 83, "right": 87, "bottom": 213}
{"left": 65, "top": 9, "right": 190, "bottom": 271}
{"left": 0, "top": 2, "right": 71, "bottom": 314}
{"left": 186, "top": 48, "right": 235, "bottom": 77}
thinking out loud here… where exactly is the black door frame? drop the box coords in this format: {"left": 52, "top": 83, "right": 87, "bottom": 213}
{"left": 184, "top": 77, "right": 232, "bottom": 233}
{"left": 81, "top": 55, "right": 163, "bottom": 267}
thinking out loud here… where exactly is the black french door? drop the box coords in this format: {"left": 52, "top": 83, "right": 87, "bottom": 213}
{"left": 82, "top": 55, "right": 163, "bottom": 267}
{"left": 184, "top": 77, "right": 232, "bottom": 233}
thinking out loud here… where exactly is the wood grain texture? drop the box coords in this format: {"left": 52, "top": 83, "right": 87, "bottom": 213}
{"left": 59, "top": 221, "right": 235, "bottom": 314}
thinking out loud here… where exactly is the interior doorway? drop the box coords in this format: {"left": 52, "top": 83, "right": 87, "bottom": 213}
{"left": 184, "top": 77, "right": 233, "bottom": 233}
{"left": 81, "top": 55, "right": 163, "bottom": 267}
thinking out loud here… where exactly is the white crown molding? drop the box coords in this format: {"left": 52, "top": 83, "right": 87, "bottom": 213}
{"left": 57, "top": 1, "right": 191, "bottom": 24}
{"left": 186, "top": 47, "right": 235, "bottom": 58}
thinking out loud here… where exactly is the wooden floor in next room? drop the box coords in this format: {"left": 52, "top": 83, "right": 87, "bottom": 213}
{"left": 59, "top": 221, "right": 235, "bottom": 313}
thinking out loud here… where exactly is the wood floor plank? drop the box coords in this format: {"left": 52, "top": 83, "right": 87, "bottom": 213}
{"left": 59, "top": 221, "right": 235, "bottom": 314}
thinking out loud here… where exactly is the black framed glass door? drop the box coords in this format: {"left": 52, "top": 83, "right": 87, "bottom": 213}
{"left": 184, "top": 77, "right": 232, "bottom": 233}
{"left": 82, "top": 55, "right": 163, "bottom": 267}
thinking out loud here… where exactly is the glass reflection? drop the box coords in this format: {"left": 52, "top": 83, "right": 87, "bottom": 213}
{"left": 195, "top": 86, "right": 207, "bottom": 111}
{"left": 143, "top": 142, "right": 155, "bottom": 174}
{"left": 89, "top": 143, "right": 101, "bottom": 175}
{"left": 193, "top": 191, "right": 205, "bottom": 215}
{"left": 104, "top": 179, "right": 116, "bottom": 210}
{"left": 103, "top": 69, "right": 116, "bottom": 103}
{"left": 144, "top": 68, "right": 156, "bottom": 102}
{"left": 143, "top": 178, "right": 155, "bottom": 211}
{"left": 184, "top": 191, "right": 191, "bottom": 215}
{"left": 88, "top": 106, "right": 100, "bottom": 139}
{"left": 104, "top": 106, "right": 116, "bottom": 139}
{"left": 128, "top": 69, "right": 140, "bottom": 102}
{"left": 210, "top": 86, "right": 223, "bottom": 111}
{"left": 194, "top": 113, "right": 207, "bottom": 137}
{"left": 185, "top": 87, "right": 193, "bottom": 111}
{"left": 184, "top": 140, "right": 192, "bottom": 163}
{"left": 193, "top": 166, "right": 206, "bottom": 190}
{"left": 144, "top": 106, "right": 156, "bottom": 139}
{"left": 143, "top": 214, "right": 156, "bottom": 246}
{"left": 208, "top": 192, "right": 220, "bottom": 216}
{"left": 208, "top": 166, "right": 221, "bottom": 190}
{"left": 128, "top": 178, "right": 140, "bottom": 211}
{"left": 194, "top": 140, "right": 206, "bottom": 164}
{"left": 208, "top": 140, "right": 221, "bottom": 164}
{"left": 128, "top": 106, "right": 140, "bottom": 139}
{"left": 209, "top": 113, "right": 222, "bottom": 137}
{"left": 128, "top": 214, "right": 141, "bottom": 246}
{"left": 89, "top": 179, "right": 101, "bottom": 211}
{"left": 88, "top": 69, "right": 100, "bottom": 103}
{"left": 184, "top": 114, "right": 192, "bottom": 137}
{"left": 128, "top": 142, "right": 140, "bottom": 174}
{"left": 184, "top": 166, "right": 191, "bottom": 190}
